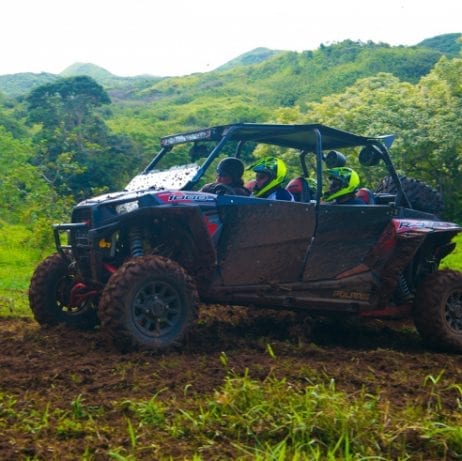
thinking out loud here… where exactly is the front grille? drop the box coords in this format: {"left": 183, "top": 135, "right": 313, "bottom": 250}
{"left": 71, "top": 208, "right": 92, "bottom": 277}
{"left": 71, "top": 209, "right": 91, "bottom": 249}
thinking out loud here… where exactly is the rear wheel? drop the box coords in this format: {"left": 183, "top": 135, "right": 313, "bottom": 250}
{"left": 28, "top": 253, "right": 99, "bottom": 329}
{"left": 98, "top": 255, "right": 198, "bottom": 351}
{"left": 414, "top": 269, "right": 462, "bottom": 352}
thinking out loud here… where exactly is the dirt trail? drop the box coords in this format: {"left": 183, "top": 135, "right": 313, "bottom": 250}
{"left": 1, "top": 306, "right": 461, "bottom": 459}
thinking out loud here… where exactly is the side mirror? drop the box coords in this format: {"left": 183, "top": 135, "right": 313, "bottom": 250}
{"left": 325, "top": 150, "right": 346, "bottom": 168}
{"left": 359, "top": 145, "right": 382, "bottom": 166}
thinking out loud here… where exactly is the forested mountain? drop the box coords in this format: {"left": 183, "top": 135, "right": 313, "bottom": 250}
{"left": 60, "top": 63, "right": 165, "bottom": 88}
{"left": 0, "top": 33, "right": 461, "bottom": 239}
{"left": 418, "top": 33, "right": 462, "bottom": 56}
{"left": 0, "top": 72, "right": 57, "bottom": 98}
{"left": 0, "top": 34, "right": 460, "bottom": 100}
{"left": 215, "top": 47, "right": 285, "bottom": 71}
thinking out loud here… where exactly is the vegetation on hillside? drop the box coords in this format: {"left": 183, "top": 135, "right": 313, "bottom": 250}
{"left": 25, "top": 75, "right": 142, "bottom": 200}
{"left": 0, "top": 34, "right": 461, "bottom": 230}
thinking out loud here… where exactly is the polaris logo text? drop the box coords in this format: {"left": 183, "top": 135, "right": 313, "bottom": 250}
{"left": 333, "top": 290, "right": 370, "bottom": 301}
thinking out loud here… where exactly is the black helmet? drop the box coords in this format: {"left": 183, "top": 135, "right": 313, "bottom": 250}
{"left": 216, "top": 158, "right": 244, "bottom": 182}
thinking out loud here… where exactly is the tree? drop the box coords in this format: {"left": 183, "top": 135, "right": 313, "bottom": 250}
{"left": 411, "top": 57, "right": 462, "bottom": 220}
{"left": 27, "top": 76, "right": 110, "bottom": 128}
{"left": 0, "top": 126, "right": 67, "bottom": 225}
{"left": 26, "top": 76, "right": 140, "bottom": 200}
{"left": 306, "top": 62, "right": 462, "bottom": 221}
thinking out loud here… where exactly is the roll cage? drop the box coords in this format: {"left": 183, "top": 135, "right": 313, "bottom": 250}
{"left": 140, "top": 123, "right": 411, "bottom": 207}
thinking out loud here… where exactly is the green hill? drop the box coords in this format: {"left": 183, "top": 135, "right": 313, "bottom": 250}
{"left": 417, "top": 33, "right": 462, "bottom": 56}
{"left": 1, "top": 33, "right": 460, "bottom": 102}
{"left": 60, "top": 62, "right": 163, "bottom": 88}
{"left": 0, "top": 72, "right": 58, "bottom": 98}
{"left": 60, "top": 62, "right": 118, "bottom": 82}
{"left": 216, "top": 47, "right": 285, "bottom": 71}
{"left": 109, "top": 35, "right": 457, "bottom": 110}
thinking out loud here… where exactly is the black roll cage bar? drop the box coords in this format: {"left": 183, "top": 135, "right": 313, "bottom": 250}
{"left": 140, "top": 123, "right": 411, "bottom": 208}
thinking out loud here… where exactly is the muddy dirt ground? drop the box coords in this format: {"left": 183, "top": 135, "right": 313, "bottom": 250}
{"left": 1, "top": 305, "right": 461, "bottom": 459}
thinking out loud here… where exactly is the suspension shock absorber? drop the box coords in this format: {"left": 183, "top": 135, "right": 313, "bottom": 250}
{"left": 129, "top": 226, "right": 144, "bottom": 257}
{"left": 396, "top": 272, "right": 413, "bottom": 303}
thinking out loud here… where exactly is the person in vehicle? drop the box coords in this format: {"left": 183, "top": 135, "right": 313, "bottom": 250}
{"left": 323, "top": 167, "right": 366, "bottom": 204}
{"left": 201, "top": 157, "right": 250, "bottom": 195}
{"left": 249, "top": 157, "right": 294, "bottom": 201}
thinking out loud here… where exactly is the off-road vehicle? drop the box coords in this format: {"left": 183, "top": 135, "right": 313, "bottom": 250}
{"left": 29, "top": 123, "right": 462, "bottom": 352}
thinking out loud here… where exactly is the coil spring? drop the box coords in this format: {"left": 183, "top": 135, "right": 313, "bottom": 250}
{"left": 129, "top": 227, "right": 144, "bottom": 257}
{"left": 396, "top": 273, "right": 413, "bottom": 303}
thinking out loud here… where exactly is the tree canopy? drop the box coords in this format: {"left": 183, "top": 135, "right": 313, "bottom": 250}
{"left": 25, "top": 76, "right": 140, "bottom": 200}
{"left": 0, "top": 35, "right": 461, "bottom": 230}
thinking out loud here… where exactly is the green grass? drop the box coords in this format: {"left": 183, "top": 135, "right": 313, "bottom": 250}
{"left": 0, "top": 222, "right": 52, "bottom": 317}
{"left": 1, "top": 368, "right": 461, "bottom": 459}
{"left": 441, "top": 233, "right": 462, "bottom": 270}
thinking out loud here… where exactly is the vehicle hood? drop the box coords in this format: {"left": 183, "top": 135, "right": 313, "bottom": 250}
{"left": 125, "top": 164, "right": 200, "bottom": 192}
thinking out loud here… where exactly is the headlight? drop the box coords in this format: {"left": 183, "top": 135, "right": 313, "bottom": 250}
{"left": 115, "top": 201, "right": 139, "bottom": 214}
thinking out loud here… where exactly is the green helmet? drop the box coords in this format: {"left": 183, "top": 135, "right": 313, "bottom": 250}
{"left": 251, "top": 157, "right": 288, "bottom": 197}
{"left": 324, "top": 167, "right": 360, "bottom": 201}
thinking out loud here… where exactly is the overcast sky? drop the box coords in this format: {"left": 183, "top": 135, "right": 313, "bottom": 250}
{"left": 1, "top": 0, "right": 461, "bottom": 77}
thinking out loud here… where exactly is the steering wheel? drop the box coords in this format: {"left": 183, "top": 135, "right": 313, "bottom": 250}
{"left": 211, "top": 183, "right": 236, "bottom": 195}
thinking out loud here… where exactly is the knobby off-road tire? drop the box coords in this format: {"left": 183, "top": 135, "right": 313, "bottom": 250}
{"left": 376, "top": 176, "right": 444, "bottom": 216}
{"left": 98, "top": 255, "right": 199, "bottom": 352}
{"left": 28, "top": 253, "right": 99, "bottom": 329}
{"left": 414, "top": 269, "right": 462, "bottom": 353}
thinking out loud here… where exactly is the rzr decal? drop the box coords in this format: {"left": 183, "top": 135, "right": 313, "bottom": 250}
{"left": 155, "top": 192, "right": 216, "bottom": 203}
{"left": 168, "top": 193, "right": 216, "bottom": 202}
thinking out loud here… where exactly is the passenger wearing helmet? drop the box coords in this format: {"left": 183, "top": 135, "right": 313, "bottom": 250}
{"left": 249, "top": 157, "right": 294, "bottom": 201}
{"left": 323, "top": 167, "right": 365, "bottom": 204}
{"left": 201, "top": 157, "right": 250, "bottom": 195}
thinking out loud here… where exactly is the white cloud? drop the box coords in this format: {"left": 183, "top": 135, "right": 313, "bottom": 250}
{"left": 1, "top": 0, "right": 460, "bottom": 76}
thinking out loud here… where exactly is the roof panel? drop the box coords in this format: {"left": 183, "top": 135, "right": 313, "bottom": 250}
{"left": 161, "top": 123, "right": 380, "bottom": 151}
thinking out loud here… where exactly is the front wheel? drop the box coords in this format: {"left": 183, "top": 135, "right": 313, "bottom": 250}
{"left": 414, "top": 269, "right": 462, "bottom": 352}
{"left": 28, "top": 253, "right": 100, "bottom": 329}
{"left": 98, "top": 255, "right": 199, "bottom": 351}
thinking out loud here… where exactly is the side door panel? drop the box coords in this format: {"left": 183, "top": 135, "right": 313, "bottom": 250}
{"left": 303, "top": 205, "right": 393, "bottom": 281}
{"left": 216, "top": 198, "right": 316, "bottom": 285}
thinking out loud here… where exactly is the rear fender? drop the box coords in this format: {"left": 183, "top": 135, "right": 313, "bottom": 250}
{"left": 372, "top": 219, "right": 461, "bottom": 307}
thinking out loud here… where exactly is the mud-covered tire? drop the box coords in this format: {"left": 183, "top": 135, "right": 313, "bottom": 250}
{"left": 98, "top": 255, "right": 198, "bottom": 352}
{"left": 28, "top": 253, "right": 99, "bottom": 329}
{"left": 414, "top": 270, "right": 462, "bottom": 353}
{"left": 376, "top": 176, "right": 443, "bottom": 215}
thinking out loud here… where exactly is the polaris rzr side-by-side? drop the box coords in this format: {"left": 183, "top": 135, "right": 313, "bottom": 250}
{"left": 29, "top": 123, "right": 462, "bottom": 352}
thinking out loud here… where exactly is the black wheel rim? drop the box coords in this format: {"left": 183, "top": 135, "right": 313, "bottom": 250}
{"left": 445, "top": 290, "right": 462, "bottom": 333}
{"left": 132, "top": 280, "right": 182, "bottom": 338}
